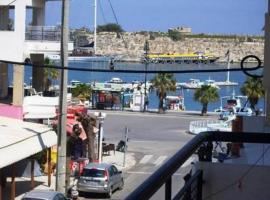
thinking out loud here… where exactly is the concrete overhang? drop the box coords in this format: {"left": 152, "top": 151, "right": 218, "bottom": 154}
{"left": 0, "top": 116, "right": 57, "bottom": 169}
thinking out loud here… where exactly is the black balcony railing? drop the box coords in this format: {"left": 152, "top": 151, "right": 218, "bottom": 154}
{"left": 25, "top": 26, "right": 72, "bottom": 41}
{"left": 125, "top": 131, "right": 270, "bottom": 200}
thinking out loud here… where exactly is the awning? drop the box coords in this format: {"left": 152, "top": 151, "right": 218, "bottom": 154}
{"left": 0, "top": 116, "right": 57, "bottom": 168}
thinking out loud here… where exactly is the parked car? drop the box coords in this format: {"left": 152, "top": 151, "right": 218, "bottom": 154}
{"left": 77, "top": 162, "right": 124, "bottom": 198}
{"left": 21, "top": 190, "right": 69, "bottom": 200}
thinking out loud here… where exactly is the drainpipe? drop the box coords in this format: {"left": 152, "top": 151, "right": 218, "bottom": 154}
{"left": 263, "top": 0, "right": 270, "bottom": 125}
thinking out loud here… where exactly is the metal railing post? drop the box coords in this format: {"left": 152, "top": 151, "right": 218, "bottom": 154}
{"left": 197, "top": 170, "right": 203, "bottom": 200}
{"left": 165, "top": 177, "right": 172, "bottom": 200}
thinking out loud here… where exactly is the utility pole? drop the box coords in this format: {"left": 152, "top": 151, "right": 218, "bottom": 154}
{"left": 94, "top": 0, "right": 97, "bottom": 54}
{"left": 56, "top": 0, "right": 69, "bottom": 194}
{"left": 123, "top": 126, "right": 129, "bottom": 167}
{"left": 143, "top": 40, "right": 149, "bottom": 112}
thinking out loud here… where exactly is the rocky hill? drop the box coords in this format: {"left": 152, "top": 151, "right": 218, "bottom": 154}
{"left": 72, "top": 31, "right": 264, "bottom": 62}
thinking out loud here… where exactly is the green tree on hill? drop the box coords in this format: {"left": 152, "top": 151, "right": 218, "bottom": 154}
{"left": 97, "top": 23, "right": 124, "bottom": 33}
{"left": 151, "top": 73, "right": 176, "bottom": 113}
{"left": 194, "top": 85, "right": 219, "bottom": 115}
{"left": 241, "top": 77, "right": 264, "bottom": 112}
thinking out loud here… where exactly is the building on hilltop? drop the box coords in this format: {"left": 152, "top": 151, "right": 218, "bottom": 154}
{"left": 168, "top": 26, "right": 192, "bottom": 35}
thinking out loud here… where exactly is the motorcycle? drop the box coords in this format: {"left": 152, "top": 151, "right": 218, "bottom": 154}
{"left": 67, "top": 179, "right": 79, "bottom": 199}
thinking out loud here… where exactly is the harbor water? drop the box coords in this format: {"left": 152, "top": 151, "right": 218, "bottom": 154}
{"left": 17, "top": 61, "right": 264, "bottom": 112}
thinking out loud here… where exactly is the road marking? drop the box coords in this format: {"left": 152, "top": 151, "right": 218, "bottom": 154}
{"left": 139, "top": 155, "right": 153, "bottom": 164}
{"left": 154, "top": 156, "right": 167, "bottom": 166}
{"left": 127, "top": 171, "right": 184, "bottom": 176}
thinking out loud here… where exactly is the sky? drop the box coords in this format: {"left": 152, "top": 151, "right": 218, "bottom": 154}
{"left": 45, "top": 0, "right": 268, "bottom": 35}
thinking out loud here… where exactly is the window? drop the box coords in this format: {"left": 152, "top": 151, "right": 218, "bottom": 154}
{"left": 0, "top": 6, "right": 14, "bottom": 31}
{"left": 53, "top": 194, "right": 66, "bottom": 200}
{"left": 81, "top": 168, "right": 105, "bottom": 178}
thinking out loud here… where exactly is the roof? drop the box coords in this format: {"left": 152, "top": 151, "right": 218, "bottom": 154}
{"left": 0, "top": 116, "right": 57, "bottom": 168}
{"left": 84, "top": 162, "right": 113, "bottom": 170}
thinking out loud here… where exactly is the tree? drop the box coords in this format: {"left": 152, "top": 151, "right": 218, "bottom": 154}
{"left": 71, "top": 83, "right": 92, "bottom": 102}
{"left": 194, "top": 85, "right": 219, "bottom": 115}
{"left": 168, "top": 30, "right": 183, "bottom": 41}
{"left": 44, "top": 57, "right": 59, "bottom": 90}
{"left": 97, "top": 23, "right": 124, "bottom": 33}
{"left": 75, "top": 113, "right": 97, "bottom": 162}
{"left": 151, "top": 73, "right": 176, "bottom": 113}
{"left": 240, "top": 77, "right": 264, "bottom": 111}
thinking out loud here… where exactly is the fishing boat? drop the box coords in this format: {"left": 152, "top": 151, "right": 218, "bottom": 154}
{"left": 147, "top": 51, "right": 219, "bottom": 64}
{"left": 215, "top": 92, "right": 253, "bottom": 120}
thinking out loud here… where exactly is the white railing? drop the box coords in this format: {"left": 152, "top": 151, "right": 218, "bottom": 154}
{"left": 25, "top": 26, "right": 68, "bottom": 41}
{"left": 189, "top": 120, "right": 232, "bottom": 135}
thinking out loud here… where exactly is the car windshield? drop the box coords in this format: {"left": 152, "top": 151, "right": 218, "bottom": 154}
{"left": 81, "top": 168, "right": 105, "bottom": 177}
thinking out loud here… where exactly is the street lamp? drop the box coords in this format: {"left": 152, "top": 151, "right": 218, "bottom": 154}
{"left": 95, "top": 112, "right": 106, "bottom": 163}
{"left": 143, "top": 40, "right": 150, "bottom": 112}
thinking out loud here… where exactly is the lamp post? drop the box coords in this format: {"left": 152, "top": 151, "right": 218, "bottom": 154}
{"left": 143, "top": 40, "right": 150, "bottom": 112}
{"left": 96, "top": 112, "right": 106, "bottom": 163}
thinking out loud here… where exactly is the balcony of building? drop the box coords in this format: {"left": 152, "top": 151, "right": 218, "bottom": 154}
{"left": 125, "top": 116, "right": 270, "bottom": 200}
{"left": 0, "top": 1, "right": 73, "bottom": 62}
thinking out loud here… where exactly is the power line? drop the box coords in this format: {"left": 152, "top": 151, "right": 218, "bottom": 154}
{"left": 0, "top": 59, "right": 263, "bottom": 75}
{"left": 107, "top": 0, "right": 128, "bottom": 49}
{"left": 98, "top": 0, "right": 108, "bottom": 24}
{"left": 7, "top": 0, "right": 17, "bottom": 6}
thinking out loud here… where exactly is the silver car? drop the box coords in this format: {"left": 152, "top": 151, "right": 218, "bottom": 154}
{"left": 77, "top": 163, "right": 124, "bottom": 197}
{"left": 21, "top": 190, "right": 68, "bottom": 200}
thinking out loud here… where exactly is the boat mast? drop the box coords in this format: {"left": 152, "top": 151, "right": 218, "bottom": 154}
{"left": 226, "top": 50, "right": 230, "bottom": 82}
{"left": 94, "top": 0, "right": 97, "bottom": 54}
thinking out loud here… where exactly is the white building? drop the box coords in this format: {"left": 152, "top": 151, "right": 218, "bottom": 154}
{"left": 0, "top": 0, "right": 73, "bottom": 107}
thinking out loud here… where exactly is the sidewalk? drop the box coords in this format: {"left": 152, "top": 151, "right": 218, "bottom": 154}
{"left": 10, "top": 151, "right": 136, "bottom": 199}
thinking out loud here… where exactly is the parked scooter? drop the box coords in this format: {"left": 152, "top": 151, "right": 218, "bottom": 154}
{"left": 67, "top": 179, "right": 79, "bottom": 199}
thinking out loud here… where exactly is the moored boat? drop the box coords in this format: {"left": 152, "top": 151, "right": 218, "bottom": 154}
{"left": 147, "top": 51, "right": 219, "bottom": 64}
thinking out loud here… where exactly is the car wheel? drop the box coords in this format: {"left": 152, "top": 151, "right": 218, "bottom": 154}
{"left": 119, "top": 179, "right": 124, "bottom": 190}
{"left": 107, "top": 187, "right": 112, "bottom": 198}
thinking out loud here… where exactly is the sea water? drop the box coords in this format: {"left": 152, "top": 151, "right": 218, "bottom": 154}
{"left": 12, "top": 60, "right": 264, "bottom": 112}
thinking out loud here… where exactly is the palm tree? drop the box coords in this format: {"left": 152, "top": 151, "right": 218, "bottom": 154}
{"left": 194, "top": 85, "right": 219, "bottom": 115}
{"left": 44, "top": 57, "right": 59, "bottom": 90}
{"left": 240, "top": 77, "right": 264, "bottom": 111}
{"left": 71, "top": 83, "right": 92, "bottom": 102}
{"left": 151, "top": 73, "right": 176, "bottom": 113}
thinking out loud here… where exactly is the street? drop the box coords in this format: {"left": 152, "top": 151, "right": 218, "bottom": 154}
{"left": 79, "top": 110, "right": 217, "bottom": 200}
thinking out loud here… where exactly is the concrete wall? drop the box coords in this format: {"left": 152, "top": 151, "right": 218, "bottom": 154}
{"left": 24, "top": 41, "right": 74, "bottom": 56}
{"left": 195, "top": 162, "right": 270, "bottom": 200}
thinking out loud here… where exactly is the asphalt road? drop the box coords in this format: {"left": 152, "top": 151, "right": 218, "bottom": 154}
{"left": 80, "top": 110, "right": 218, "bottom": 200}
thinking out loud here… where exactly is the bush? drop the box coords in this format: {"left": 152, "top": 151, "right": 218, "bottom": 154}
{"left": 168, "top": 30, "right": 183, "bottom": 41}
{"left": 97, "top": 23, "right": 124, "bottom": 33}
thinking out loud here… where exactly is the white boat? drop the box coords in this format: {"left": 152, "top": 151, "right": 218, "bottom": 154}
{"left": 177, "top": 79, "right": 203, "bottom": 89}
{"left": 107, "top": 77, "right": 125, "bottom": 84}
{"left": 215, "top": 92, "right": 253, "bottom": 120}
{"left": 203, "top": 78, "right": 220, "bottom": 89}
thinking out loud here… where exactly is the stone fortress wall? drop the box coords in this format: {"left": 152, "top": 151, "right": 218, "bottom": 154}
{"left": 74, "top": 31, "right": 264, "bottom": 62}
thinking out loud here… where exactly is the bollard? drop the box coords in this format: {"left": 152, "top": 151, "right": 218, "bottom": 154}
{"left": 231, "top": 116, "right": 243, "bottom": 156}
